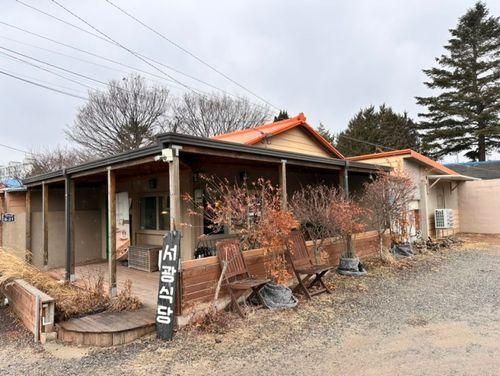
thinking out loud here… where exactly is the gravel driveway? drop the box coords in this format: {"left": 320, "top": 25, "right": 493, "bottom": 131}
{"left": 1, "top": 236, "right": 499, "bottom": 376}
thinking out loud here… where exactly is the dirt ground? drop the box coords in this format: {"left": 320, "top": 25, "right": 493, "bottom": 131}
{"left": 1, "top": 234, "right": 499, "bottom": 376}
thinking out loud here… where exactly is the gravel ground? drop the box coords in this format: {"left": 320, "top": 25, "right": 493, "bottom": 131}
{"left": 1, "top": 236, "right": 499, "bottom": 376}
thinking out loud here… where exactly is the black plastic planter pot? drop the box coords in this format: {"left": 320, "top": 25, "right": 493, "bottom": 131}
{"left": 337, "top": 257, "right": 367, "bottom": 276}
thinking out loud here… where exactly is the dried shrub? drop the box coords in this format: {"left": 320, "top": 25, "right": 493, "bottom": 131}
{"left": 191, "top": 309, "right": 233, "bottom": 334}
{"left": 185, "top": 176, "right": 298, "bottom": 284}
{"left": 0, "top": 248, "right": 141, "bottom": 321}
{"left": 329, "top": 192, "right": 366, "bottom": 259}
{"left": 361, "top": 170, "right": 416, "bottom": 258}
{"left": 292, "top": 185, "right": 366, "bottom": 260}
{"left": 291, "top": 184, "right": 339, "bottom": 261}
{"left": 108, "top": 279, "right": 142, "bottom": 312}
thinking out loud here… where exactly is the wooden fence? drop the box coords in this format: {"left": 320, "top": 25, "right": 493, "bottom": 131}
{"left": 179, "top": 230, "right": 385, "bottom": 313}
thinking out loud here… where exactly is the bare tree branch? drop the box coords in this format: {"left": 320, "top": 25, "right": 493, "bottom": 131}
{"left": 66, "top": 74, "right": 170, "bottom": 157}
{"left": 169, "top": 92, "right": 272, "bottom": 137}
{"left": 26, "top": 146, "right": 93, "bottom": 177}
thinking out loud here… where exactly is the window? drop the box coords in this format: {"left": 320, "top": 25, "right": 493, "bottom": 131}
{"left": 139, "top": 196, "right": 169, "bottom": 231}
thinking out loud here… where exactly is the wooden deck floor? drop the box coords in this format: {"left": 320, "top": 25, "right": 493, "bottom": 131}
{"left": 57, "top": 307, "right": 156, "bottom": 346}
{"left": 51, "top": 262, "right": 160, "bottom": 346}
{"left": 51, "top": 262, "right": 159, "bottom": 308}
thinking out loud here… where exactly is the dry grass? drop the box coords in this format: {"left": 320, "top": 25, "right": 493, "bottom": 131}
{"left": 108, "top": 279, "right": 142, "bottom": 312}
{"left": 0, "top": 248, "right": 142, "bottom": 321}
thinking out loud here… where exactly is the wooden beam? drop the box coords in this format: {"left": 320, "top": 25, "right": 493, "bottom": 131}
{"left": 181, "top": 145, "right": 280, "bottom": 164}
{"left": 429, "top": 177, "right": 442, "bottom": 190}
{"left": 419, "top": 177, "right": 430, "bottom": 240}
{"left": 107, "top": 168, "right": 117, "bottom": 297}
{"left": 25, "top": 189, "right": 32, "bottom": 263}
{"left": 279, "top": 160, "right": 288, "bottom": 210}
{"left": 70, "top": 156, "right": 158, "bottom": 179}
{"left": 64, "top": 177, "right": 75, "bottom": 281}
{"left": 42, "top": 182, "right": 48, "bottom": 266}
{"left": 70, "top": 179, "right": 75, "bottom": 280}
{"left": 169, "top": 149, "right": 181, "bottom": 231}
{"left": 339, "top": 166, "right": 350, "bottom": 198}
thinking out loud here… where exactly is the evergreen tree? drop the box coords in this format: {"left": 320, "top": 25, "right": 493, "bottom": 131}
{"left": 273, "top": 110, "right": 289, "bottom": 122}
{"left": 416, "top": 2, "right": 500, "bottom": 161}
{"left": 316, "top": 123, "right": 335, "bottom": 144}
{"left": 335, "top": 105, "right": 420, "bottom": 157}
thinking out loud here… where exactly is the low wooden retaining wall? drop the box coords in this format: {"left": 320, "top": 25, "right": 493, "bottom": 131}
{"left": 2, "top": 279, "right": 56, "bottom": 342}
{"left": 179, "top": 230, "right": 385, "bottom": 315}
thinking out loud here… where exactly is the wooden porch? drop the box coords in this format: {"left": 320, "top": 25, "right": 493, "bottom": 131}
{"left": 51, "top": 262, "right": 159, "bottom": 346}
{"left": 51, "top": 262, "right": 159, "bottom": 308}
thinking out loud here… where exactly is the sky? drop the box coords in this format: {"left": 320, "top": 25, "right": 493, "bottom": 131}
{"left": 0, "top": 0, "right": 498, "bottom": 167}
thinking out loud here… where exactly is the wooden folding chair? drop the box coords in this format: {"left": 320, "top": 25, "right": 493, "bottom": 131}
{"left": 216, "top": 239, "right": 270, "bottom": 317}
{"left": 286, "top": 230, "right": 334, "bottom": 299}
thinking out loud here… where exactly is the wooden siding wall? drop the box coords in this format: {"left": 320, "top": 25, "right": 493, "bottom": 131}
{"left": 180, "top": 230, "right": 386, "bottom": 313}
{"left": 253, "top": 127, "right": 332, "bottom": 158}
{"left": 1, "top": 192, "right": 27, "bottom": 260}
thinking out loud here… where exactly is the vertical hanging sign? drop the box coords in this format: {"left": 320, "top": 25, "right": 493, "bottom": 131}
{"left": 156, "top": 230, "right": 181, "bottom": 340}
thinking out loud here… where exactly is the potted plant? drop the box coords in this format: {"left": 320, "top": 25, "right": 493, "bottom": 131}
{"left": 332, "top": 193, "right": 367, "bottom": 276}
{"left": 361, "top": 170, "right": 416, "bottom": 260}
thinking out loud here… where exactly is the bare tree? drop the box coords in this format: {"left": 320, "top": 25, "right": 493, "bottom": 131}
{"left": 26, "top": 146, "right": 93, "bottom": 177}
{"left": 291, "top": 185, "right": 340, "bottom": 261}
{"left": 66, "top": 74, "right": 170, "bottom": 157}
{"left": 361, "top": 170, "right": 416, "bottom": 258}
{"left": 169, "top": 92, "right": 272, "bottom": 137}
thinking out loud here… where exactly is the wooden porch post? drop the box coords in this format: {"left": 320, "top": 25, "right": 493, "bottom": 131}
{"left": 107, "top": 167, "right": 117, "bottom": 297}
{"left": 25, "top": 189, "right": 32, "bottom": 263}
{"left": 42, "top": 182, "right": 48, "bottom": 266}
{"left": 342, "top": 161, "right": 350, "bottom": 198}
{"left": 64, "top": 175, "right": 75, "bottom": 281}
{"left": 340, "top": 162, "right": 353, "bottom": 255}
{"left": 169, "top": 147, "right": 181, "bottom": 231}
{"left": 419, "top": 177, "right": 430, "bottom": 240}
{"left": 279, "top": 159, "right": 288, "bottom": 210}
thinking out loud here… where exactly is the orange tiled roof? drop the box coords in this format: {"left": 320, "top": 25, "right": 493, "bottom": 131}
{"left": 347, "top": 149, "right": 458, "bottom": 175}
{"left": 212, "top": 113, "right": 344, "bottom": 159}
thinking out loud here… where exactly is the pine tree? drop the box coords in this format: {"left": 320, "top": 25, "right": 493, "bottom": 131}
{"left": 416, "top": 2, "right": 500, "bottom": 161}
{"left": 316, "top": 123, "right": 335, "bottom": 144}
{"left": 335, "top": 105, "right": 420, "bottom": 157}
{"left": 273, "top": 110, "right": 289, "bottom": 122}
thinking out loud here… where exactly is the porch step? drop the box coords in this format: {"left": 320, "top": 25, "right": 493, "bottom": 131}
{"left": 57, "top": 308, "right": 156, "bottom": 346}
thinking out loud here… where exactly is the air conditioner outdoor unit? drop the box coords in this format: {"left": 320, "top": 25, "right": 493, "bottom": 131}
{"left": 435, "top": 209, "right": 454, "bottom": 229}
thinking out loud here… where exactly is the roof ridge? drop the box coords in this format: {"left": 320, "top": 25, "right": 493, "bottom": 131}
{"left": 212, "top": 113, "right": 305, "bottom": 139}
{"left": 348, "top": 148, "right": 457, "bottom": 175}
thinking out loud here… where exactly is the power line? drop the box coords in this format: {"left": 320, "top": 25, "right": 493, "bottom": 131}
{"left": 0, "top": 45, "right": 173, "bottom": 99}
{"left": 0, "top": 143, "right": 31, "bottom": 155}
{"left": 337, "top": 134, "right": 396, "bottom": 151}
{"left": 50, "top": 0, "right": 203, "bottom": 94}
{"left": 0, "top": 49, "right": 98, "bottom": 91}
{"left": 1, "top": 15, "right": 271, "bottom": 110}
{"left": 16, "top": 0, "right": 110, "bottom": 44}
{"left": 0, "top": 20, "right": 186, "bottom": 89}
{"left": 104, "top": 0, "right": 279, "bottom": 110}
{"left": 0, "top": 46, "right": 108, "bottom": 87}
{"left": 0, "top": 68, "right": 87, "bottom": 100}
{"left": 0, "top": 64, "right": 88, "bottom": 95}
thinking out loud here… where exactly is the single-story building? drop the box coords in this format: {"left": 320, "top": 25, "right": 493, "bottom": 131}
{"left": 348, "top": 149, "right": 478, "bottom": 239}
{"left": 12, "top": 113, "right": 384, "bottom": 300}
